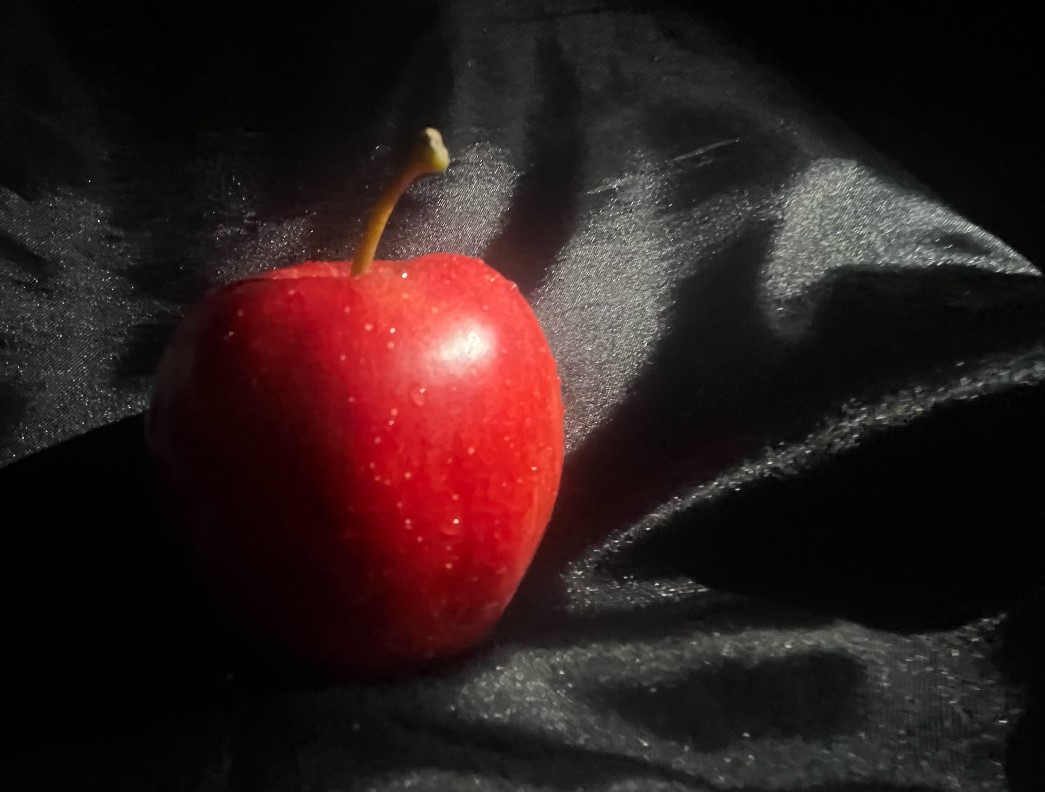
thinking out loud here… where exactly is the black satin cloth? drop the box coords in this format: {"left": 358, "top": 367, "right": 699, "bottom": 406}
{"left": 2, "top": 1, "right": 1044, "bottom": 789}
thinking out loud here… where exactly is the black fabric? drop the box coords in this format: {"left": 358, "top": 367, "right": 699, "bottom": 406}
{"left": 707, "top": 6, "right": 1044, "bottom": 269}
{"left": 2, "top": 1, "right": 1043, "bottom": 789}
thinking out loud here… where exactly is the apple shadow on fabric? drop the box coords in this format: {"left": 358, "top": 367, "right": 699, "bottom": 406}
{"left": 0, "top": 415, "right": 301, "bottom": 748}
{"left": 504, "top": 223, "right": 1045, "bottom": 643}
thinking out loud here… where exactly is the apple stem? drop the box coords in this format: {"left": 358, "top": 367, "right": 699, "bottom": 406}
{"left": 351, "top": 128, "right": 450, "bottom": 276}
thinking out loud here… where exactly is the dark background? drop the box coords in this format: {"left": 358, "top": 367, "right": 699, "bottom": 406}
{"left": 709, "top": 4, "right": 1042, "bottom": 266}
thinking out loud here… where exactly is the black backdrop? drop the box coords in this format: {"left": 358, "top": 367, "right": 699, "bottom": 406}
{"left": 2, "top": 1, "right": 1044, "bottom": 789}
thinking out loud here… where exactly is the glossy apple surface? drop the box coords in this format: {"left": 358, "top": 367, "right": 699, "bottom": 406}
{"left": 147, "top": 254, "right": 564, "bottom": 674}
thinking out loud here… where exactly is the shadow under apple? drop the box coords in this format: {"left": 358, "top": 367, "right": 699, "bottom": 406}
{"left": 0, "top": 415, "right": 315, "bottom": 755}
{"left": 604, "top": 381, "right": 1045, "bottom": 633}
{"left": 504, "top": 224, "right": 1045, "bottom": 641}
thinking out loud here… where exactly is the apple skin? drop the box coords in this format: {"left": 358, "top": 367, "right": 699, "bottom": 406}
{"left": 146, "top": 254, "right": 564, "bottom": 675}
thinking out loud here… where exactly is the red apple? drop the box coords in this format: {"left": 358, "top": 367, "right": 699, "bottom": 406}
{"left": 146, "top": 130, "right": 564, "bottom": 675}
